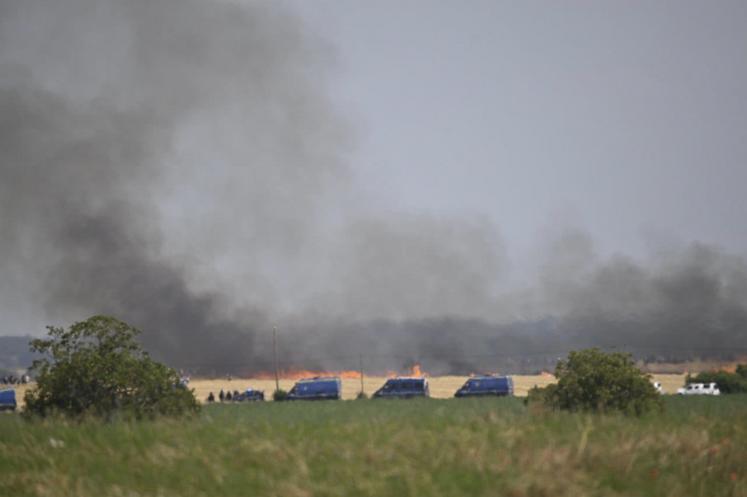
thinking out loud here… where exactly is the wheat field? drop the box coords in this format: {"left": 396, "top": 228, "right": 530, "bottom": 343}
{"left": 186, "top": 373, "right": 686, "bottom": 402}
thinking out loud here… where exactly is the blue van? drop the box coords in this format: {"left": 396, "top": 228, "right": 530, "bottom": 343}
{"left": 373, "top": 377, "right": 429, "bottom": 399}
{"left": 455, "top": 375, "right": 514, "bottom": 398}
{"left": 287, "top": 377, "right": 341, "bottom": 400}
{"left": 0, "top": 389, "right": 17, "bottom": 411}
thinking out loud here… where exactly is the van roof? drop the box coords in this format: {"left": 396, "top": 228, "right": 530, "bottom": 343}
{"left": 296, "top": 376, "right": 339, "bottom": 382}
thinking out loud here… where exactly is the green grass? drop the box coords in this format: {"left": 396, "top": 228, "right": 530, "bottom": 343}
{"left": 1, "top": 396, "right": 746, "bottom": 497}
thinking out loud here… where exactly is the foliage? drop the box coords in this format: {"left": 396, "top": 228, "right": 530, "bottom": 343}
{"left": 529, "top": 348, "right": 662, "bottom": 415}
{"left": 525, "top": 383, "right": 558, "bottom": 409}
{"left": 272, "top": 389, "right": 288, "bottom": 401}
{"left": 23, "top": 315, "right": 199, "bottom": 419}
{"left": 356, "top": 391, "right": 369, "bottom": 400}
{"left": 687, "top": 367, "right": 747, "bottom": 394}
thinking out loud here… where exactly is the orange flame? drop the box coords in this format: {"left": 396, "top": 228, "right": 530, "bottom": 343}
{"left": 248, "top": 363, "right": 430, "bottom": 380}
{"left": 251, "top": 369, "right": 362, "bottom": 380}
{"left": 717, "top": 356, "right": 747, "bottom": 373}
{"left": 409, "top": 363, "right": 427, "bottom": 377}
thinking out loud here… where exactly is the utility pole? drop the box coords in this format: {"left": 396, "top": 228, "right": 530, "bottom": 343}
{"left": 273, "top": 326, "right": 279, "bottom": 392}
{"left": 359, "top": 353, "right": 364, "bottom": 396}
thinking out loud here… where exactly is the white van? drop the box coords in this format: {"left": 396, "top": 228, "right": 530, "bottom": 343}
{"left": 676, "top": 382, "right": 720, "bottom": 396}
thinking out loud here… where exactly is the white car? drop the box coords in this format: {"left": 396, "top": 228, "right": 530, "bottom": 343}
{"left": 677, "top": 382, "right": 720, "bottom": 396}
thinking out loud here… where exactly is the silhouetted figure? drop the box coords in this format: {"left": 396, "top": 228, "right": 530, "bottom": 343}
{"left": 219, "top": 389, "right": 225, "bottom": 402}
{"left": 226, "top": 391, "right": 232, "bottom": 401}
{"left": 207, "top": 392, "right": 215, "bottom": 403}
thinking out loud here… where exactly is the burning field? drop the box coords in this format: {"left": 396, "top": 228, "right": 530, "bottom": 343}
{"left": 181, "top": 362, "right": 685, "bottom": 401}
{"left": 187, "top": 373, "right": 685, "bottom": 402}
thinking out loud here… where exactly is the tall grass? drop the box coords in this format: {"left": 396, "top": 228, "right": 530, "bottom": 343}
{"left": 1, "top": 396, "right": 746, "bottom": 497}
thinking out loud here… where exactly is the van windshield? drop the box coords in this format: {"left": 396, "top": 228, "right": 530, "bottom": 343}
{"left": 384, "top": 380, "right": 423, "bottom": 391}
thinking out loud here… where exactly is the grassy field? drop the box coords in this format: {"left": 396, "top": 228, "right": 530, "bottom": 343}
{"left": 1, "top": 395, "right": 746, "bottom": 497}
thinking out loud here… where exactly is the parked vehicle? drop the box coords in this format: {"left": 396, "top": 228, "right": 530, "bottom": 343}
{"left": 287, "top": 377, "right": 341, "bottom": 400}
{"left": 373, "top": 377, "right": 429, "bottom": 399}
{"left": 455, "top": 375, "right": 514, "bottom": 398}
{"left": 0, "top": 389, "right": 16, "bottom": 411}
{"left": 677, "top": 382, "right": 720, "bottom": 396}
{"left": 233, "top": 388, "right": 265, "bottom": 402}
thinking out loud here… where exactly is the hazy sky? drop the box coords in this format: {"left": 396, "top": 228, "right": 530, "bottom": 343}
{"left": 2, "top": 0, "right": 747, "bottom": 355}
{"left": 291, "top": 1, "right": 747, "bottom": 260}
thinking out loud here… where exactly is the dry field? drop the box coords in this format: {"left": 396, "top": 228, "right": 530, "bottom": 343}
{"left": 187, "top": 373, "right": 686, "bottom": 402}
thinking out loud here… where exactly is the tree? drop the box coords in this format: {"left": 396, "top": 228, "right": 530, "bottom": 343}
{"left": 24, "top": 315, "right": 199, "bottom": 419}
{"left": 527, "top": 348, "right": 662, "bottom": 415}
{"left": 687, "top": 368, "right": 747, "bottom": 394}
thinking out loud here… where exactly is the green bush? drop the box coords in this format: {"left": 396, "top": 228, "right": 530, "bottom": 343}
{"left": 529, "top": 348, "right": 662, "bottom": 415}
{"left": 273, "top": 389, "right": 289, "bottom": 401}
{"left": 687, "top": 368, "right": 747, "bottom": 394}
{"left": 23, "top": 315, "right": 199, "bottom": 419}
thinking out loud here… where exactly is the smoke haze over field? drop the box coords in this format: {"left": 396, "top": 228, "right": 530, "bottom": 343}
{"left": 1, "top": 0, "right": 746, "bottom": 373}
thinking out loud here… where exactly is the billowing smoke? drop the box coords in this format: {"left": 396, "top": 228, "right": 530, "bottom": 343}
{"left": 281, "top": 237, "right": 747, "bottom": 374}
{"left": 1, "top": 0, "right": 746, "bottom": 375}
{"left": 0, "top": 0, "right": 346, "bottom": 371}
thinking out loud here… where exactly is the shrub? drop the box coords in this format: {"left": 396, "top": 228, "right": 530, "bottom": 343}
{"left": 273, "top": 389, "right": 289, "bottom": 401}
{"left": 529, "top": 348, "right": 662, "bottom": 415}
{"left": 687, "top": 369, "right": 747, "bottom": 394}
{"left": 525, "top": 383, "right": 558, "bottom": 406}
{"left": 23, "top": 315, "right": 199, "bottom": 419}
{"left": 356, "top": 391, "right": 369, "bottom": 400}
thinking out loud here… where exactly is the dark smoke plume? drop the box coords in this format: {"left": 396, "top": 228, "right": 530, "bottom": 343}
{"left": 1, "top": 0, "right": 746, "bottom": 375}
{"left": 277, "top": 239, "right": 747, "bottom": 374}
{"left": 0, "top": 0, "right": 345, "bottom": 372}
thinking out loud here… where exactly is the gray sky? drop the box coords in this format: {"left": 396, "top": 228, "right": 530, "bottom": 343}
{"left": 291, "top": 1, "right": 747, "bottom": 261}
{"left": 1, "top": 0, "right": 747, "bottom": 362}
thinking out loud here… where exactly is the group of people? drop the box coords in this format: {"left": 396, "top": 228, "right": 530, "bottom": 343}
{"left": 206, "top": 389, "right": 242, "bottom": 402}
{"left": 1, "top": 374, "right": 29, "bottom": 385}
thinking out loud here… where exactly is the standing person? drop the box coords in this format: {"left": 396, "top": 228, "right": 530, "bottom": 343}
{"left": 207, "top": 392, "right": 215, "bottom": 403}
{"left": 219, "top": 389, "right": 225, "bottom": 402}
